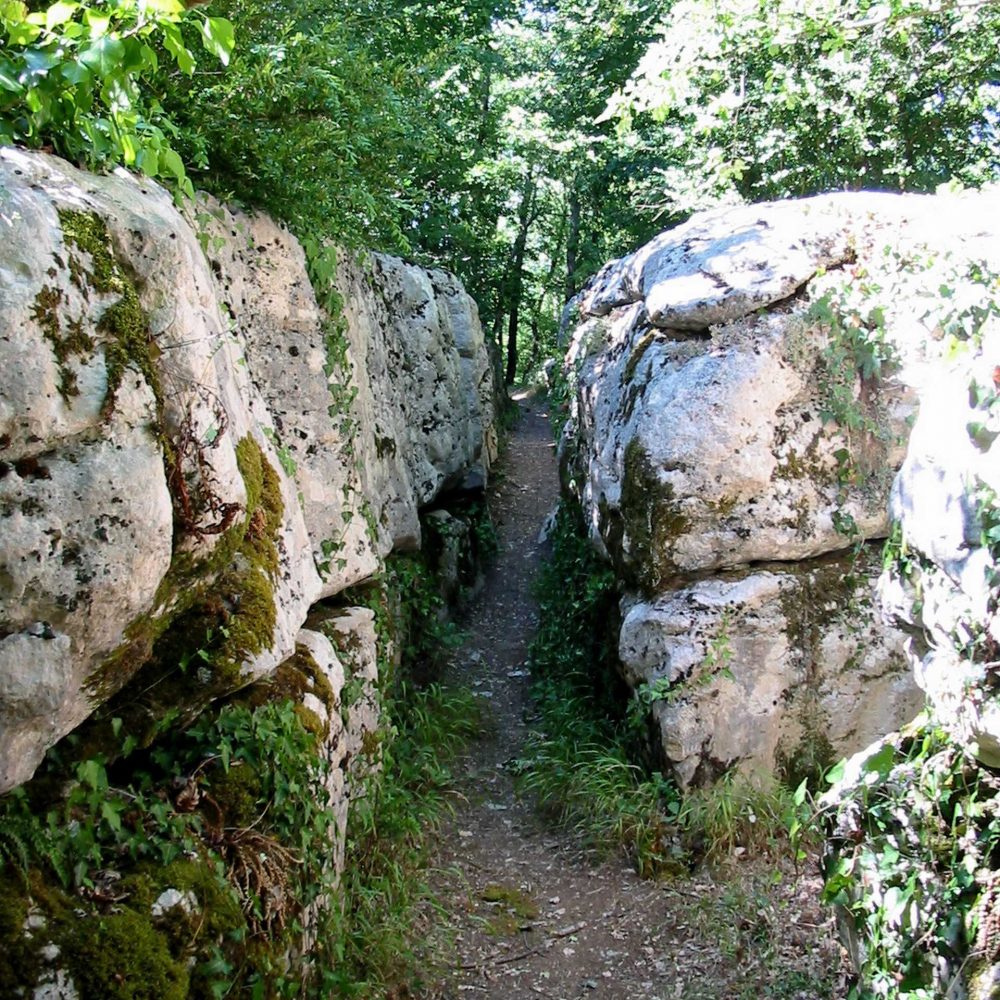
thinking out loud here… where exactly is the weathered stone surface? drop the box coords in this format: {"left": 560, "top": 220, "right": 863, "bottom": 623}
{"left": 580, "top": 198, "right": 855, "bottom": 328}
{"left": 336, "top": 253, "right": 497, "bottom": 553}
{"left": 877, "top": 318, "right": 1000, "bottom": 764}
{"left": 562, "top": 189, "right": 1000, "bottom": 589}
{"left": 0, "top": 150, "right": 497, "bottom": 793}
{"left": 562, "top": 188, "right": 1000, "bottom": 783}
{"left": 194, "top": 199, "right": 380, "bottom": 595}
{"left": 198, "top": 201, "right": 498, "bottom": 594}
{"left": 619, "top": 552, "right": 918, "bottom": 788}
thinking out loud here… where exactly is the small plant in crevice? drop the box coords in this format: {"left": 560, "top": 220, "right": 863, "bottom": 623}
{"left": 387, "top": 553, "right": 465, "bottom": 680}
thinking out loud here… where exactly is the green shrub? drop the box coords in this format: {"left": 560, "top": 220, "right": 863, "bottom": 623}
{"left": 0, "top": 0, "right": 233, "bottom": 194}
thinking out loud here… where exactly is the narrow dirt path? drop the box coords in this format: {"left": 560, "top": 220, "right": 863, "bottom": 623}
{"left": 429, "top": 394, "right": 845, "bottom": 1000}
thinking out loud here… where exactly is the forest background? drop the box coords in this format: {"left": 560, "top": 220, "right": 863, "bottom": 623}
{"left": 1, "top": 0, "right": 999, "bottom": 383}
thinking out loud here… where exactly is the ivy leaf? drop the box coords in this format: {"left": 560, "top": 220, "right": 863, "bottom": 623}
{"left": 825, "top": 758, "right": 847, "bottom": 785}
{"left": 100, "top": 799, "right": 122, "bottom": 833}
{"left": 862, "top": 742, "right": 896, "bottom": 780}
{"left": 6, "top": 16, "right": 40, "bottom": 43}
{"left": 158, "top": 145, "right": 185, "bottom": 181}
{"left": 199, "top": 16, "right": 234, "bottom": 67}
{"left": 0, "top": 61, "right": 22, "bottom": 91}
{"left": 143, "top": 0, "right": 185, "bottom": 13}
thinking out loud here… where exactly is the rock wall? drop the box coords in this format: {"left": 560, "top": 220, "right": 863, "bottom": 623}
{"left": 0, "top": 148, "right": 498, "bottom": 794}
{"left": 560, "top": 188, "right": 1000, "bottom": 786}
{"left": 820, "top": 205, "right": 1000, "bottom": 997}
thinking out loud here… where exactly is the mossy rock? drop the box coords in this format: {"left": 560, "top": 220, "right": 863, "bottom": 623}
{"left": 56, "top": 209, "right": 164, "bottom": 418}
{"left": 64, "top": 907, "right": 189, "bottom": 1000}
{"left": 0, "top": 868, "right": 40, "bottom": 992}
{"left": 617, "top": 437, "right": 689, "bottom": 593}
{"left": 81, "top": 436, "right": 285, "bottom": 758}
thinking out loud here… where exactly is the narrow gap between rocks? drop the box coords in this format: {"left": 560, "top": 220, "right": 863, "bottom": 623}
{"left": 425, "top": 393, "right": 844, "bottom": 1000}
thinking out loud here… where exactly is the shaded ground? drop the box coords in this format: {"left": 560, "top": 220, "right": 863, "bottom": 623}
{"left": 427, "top": 393, "right": 847, "bottom": 1000}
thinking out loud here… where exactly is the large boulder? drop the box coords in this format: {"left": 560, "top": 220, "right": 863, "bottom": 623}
{"left": 561, "top": 187, "right": 1000, "bottom": 785}
{"left": 819, "top": 261, "right": 1000, "bottom": 996}
{"left": 0, "top": 149, "right": 497, "bottom": 793}
{"left": 619, "top": 551, "right": 919, "bottom": 787}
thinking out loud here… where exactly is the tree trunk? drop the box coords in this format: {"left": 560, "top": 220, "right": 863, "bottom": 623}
{"left": 505, "top": 173, "right": 536, "bottom": 385}
{"left": 565, "top": 188, "right": 581, "bottom": 301}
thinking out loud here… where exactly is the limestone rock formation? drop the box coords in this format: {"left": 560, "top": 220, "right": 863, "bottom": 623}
{"left": 561, "top": 187, "right": 1000, "bottom": 785}
{"left": 0, "top": 149, "right": 497, "bottom": 794}
{"left": 819, "top": 213, "right": 1000, "bottom": 998}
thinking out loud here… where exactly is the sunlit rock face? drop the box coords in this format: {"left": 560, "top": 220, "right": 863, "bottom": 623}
{"left": 561, "top": 187, "right": 1000, "bottom": 786}
{"left": 0, "top": 149, "right": 497, "bottom": 794}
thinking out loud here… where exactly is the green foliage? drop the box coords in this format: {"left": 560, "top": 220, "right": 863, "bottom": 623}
{"left": 809, "top": 272, "right": 896, "bottom": 435}
{"left": 521, "top": 502, "right": 822, "bottom": 874}
{"left": 0, "top": 694, "right": 337, "bottom": 996}
{"left": 0, "top": 0, "right": 232, "bottom": 194}
{"left": 822, "top": 721, "right": 1000, "bottom": 999}
{"left": 679, "top": 772, "right": 805, "bottom": 862}
{"left": 606, "top": 0, "right": 1000, "bottom": 217}
{"left": 321, "top": 681, "right": 483, "bottom": 995}
{"left": 516, "top": 502, "right": 674, "bottom": 872}
{"left": 386, "top": 553, "right": 464, "bottom": 673}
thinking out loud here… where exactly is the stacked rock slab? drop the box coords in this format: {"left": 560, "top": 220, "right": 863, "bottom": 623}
{"left": 0, "top": 149, "right": 497, "bottom": 794}
{"left": 561, "top": 189, "right": 1000, "bottom": 787}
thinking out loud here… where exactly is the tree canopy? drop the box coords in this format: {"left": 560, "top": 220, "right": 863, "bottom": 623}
{"left": 2, "top": 0, "right": 999, "bottom": 380}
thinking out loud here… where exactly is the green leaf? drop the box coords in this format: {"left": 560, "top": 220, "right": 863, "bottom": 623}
{"left": 862, "top": 742, "right": 895, "bottom": 779}
{"left": 793, "top": 777, "right": 808, "bottom": 807}
{"left": 142, "top": 0, "right": 185, "bottom": 14}
{"left": 200, "top": 16, "right": 234, "bottom": 66}
{"left": 45, "top": 1, "right": 77, "bottom": 30}
{"left": 77, "top": 758, "right": 106, "bottom": 791}
{"left": 161, "top": 21, "right": 194, "bottom": 75}
{"left": 825, "top": 758, "right": 847, "bottom": 785}
{"left": 82, "top": 9, "right": 108, "bottom": 35}
{"left": 6, "top": 16, "right": 40, "bottom": 43}
{"left": 100, "top": 799, "right": 122, "bottom": 833}
{"left": 0, "top": 62, "right": 22, "bottom": 91}
{"left": 79, "top": 35, "right": 125, "bottom": 76}
{"left": 158, "top": 145, "right": 185, "bottom": 180}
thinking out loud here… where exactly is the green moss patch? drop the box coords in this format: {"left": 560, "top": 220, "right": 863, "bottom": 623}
{"left": 65, "top": 908, "right": 189, "bottom": 1000}
{"left": 32, "top": 283, "right": 95, "bottom": 400}
{"left": 479, "top": 883, "right": 539, "bottom": 936}
{"left": 620, "top": 437, "right": 689, "bottom": 592}
{"left": 57, "top": 209, "right": 163, "bottom": 419}
{"left": 84, "top": 435, "right": 284, "bottom": 751}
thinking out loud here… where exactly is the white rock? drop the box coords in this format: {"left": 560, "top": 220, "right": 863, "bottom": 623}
{"left": 151, "top": 888, "right": 198, "bottom": 917}
{"left": 0, "top": 150, "right": 497, "bottom": 792}
{"left": 619, "top": 555, "right": 919, "bottom": 787}
{"left": 32, "top": 969, "right": 78, "bottom": 1000}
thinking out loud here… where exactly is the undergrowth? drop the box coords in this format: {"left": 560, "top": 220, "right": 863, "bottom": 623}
{"left": 0, "top": 542, "right": 485, "bottom": 998}
{"left": 322, "top": 681, "right": 483, "bottom": 997}
{"left": 516, "top": 501, "right": 816, "bottom": 876}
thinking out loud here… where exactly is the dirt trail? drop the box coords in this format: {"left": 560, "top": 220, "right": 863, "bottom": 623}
{"left": 429, "top": 394, "right": 844, "bottom": 1000}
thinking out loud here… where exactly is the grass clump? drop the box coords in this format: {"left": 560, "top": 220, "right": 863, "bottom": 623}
{"left": 519, "top": 501, "right": 818, "bottom": 875}
{"left": 515, "top": 501, "right": 679, "bottom": 875}
{"left": 325, "top": 680, "right": 484, "bottom": 996}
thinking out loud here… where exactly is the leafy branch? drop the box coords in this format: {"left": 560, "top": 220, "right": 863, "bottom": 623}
{"left": 0, "top": 0, "right": 234, "bottom": 194}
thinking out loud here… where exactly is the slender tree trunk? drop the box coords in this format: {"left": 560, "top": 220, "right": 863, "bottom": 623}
{"left": 492, "top": 307, "right": 504, "bottom": 348}
{"left": 505, "top": 173, "right": 536, "bottom": 385}
{"left": 565, "top": 188, "right": 581, "bottom": 301}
